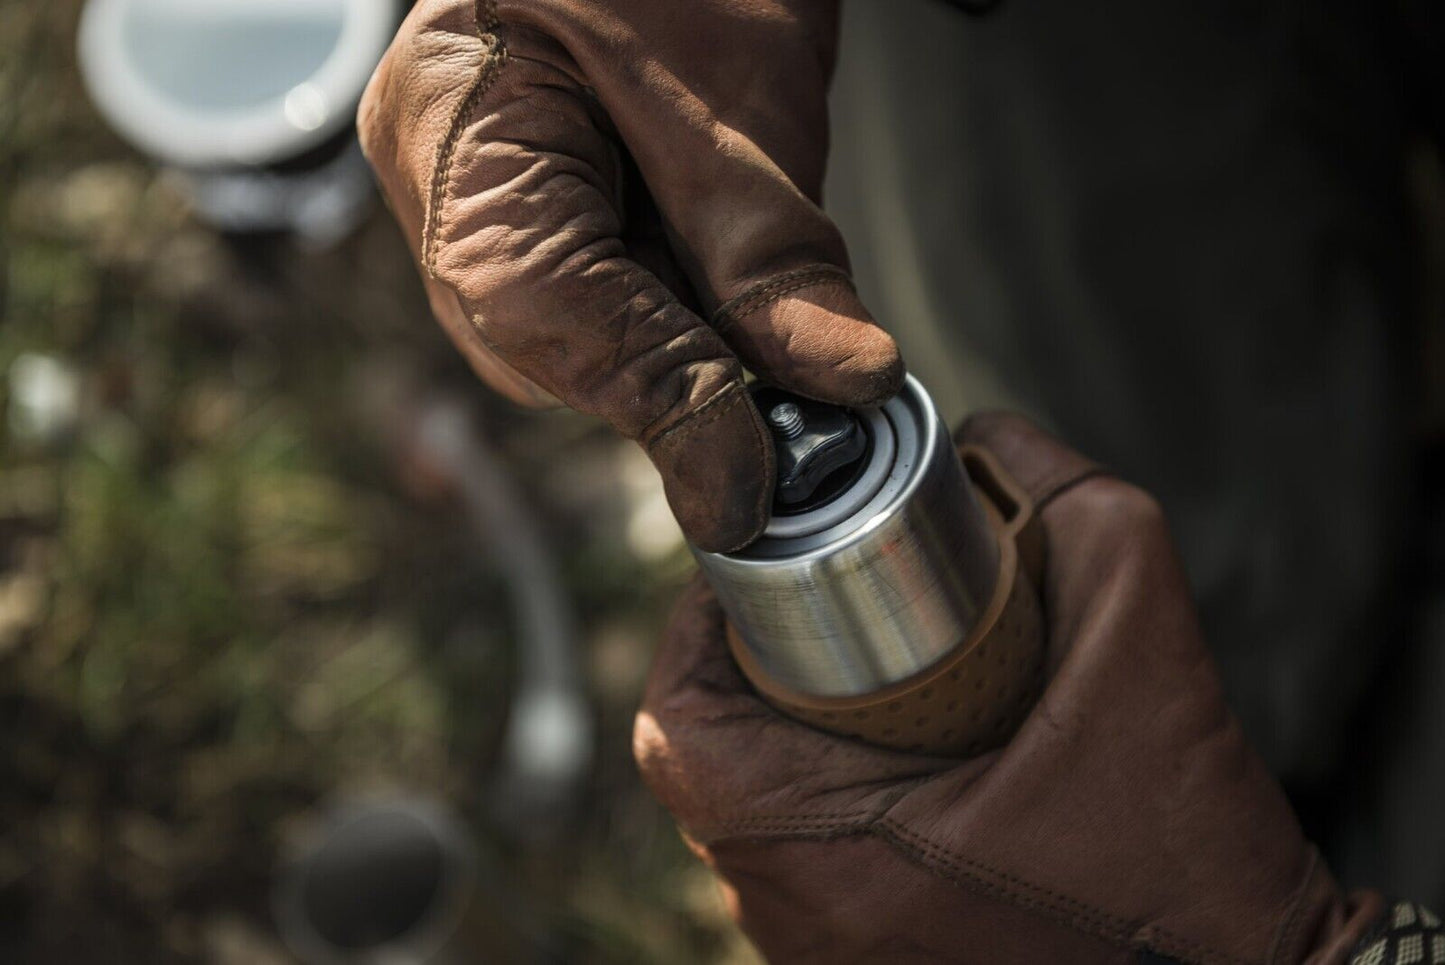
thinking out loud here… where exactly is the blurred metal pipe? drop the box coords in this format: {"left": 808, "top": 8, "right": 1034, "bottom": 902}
{"left": 412, "top": 399, "right": 593, "bottom": 833}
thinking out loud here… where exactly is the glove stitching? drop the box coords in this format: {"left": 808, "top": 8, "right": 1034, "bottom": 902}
{"left": 1265, "top": 847, "right": 1320, "bottom": 965}
{"left": 718, "top": 803, "right": 1154, "bottom": 955}
{"left": 1033, "top": 466, "right": 1110, "bottom": 512}
{"left": 709, "top": 777, "right": 935, "bottom": 838}
{"left": 645, "top": 380, "right": 747, "bottom": 453}
{"left": 423, "top": 0, "right": 509, "bottom": 275}
{"left": 710, "top": 815, "right": 1150, "bottom": 959}
{"left": 877, "top": 819, "right": 1134, "bottom": 936}
{"left": 716, "top": 275, "right": 849, "bottom": 329}
{"left": 712, "top": 266, "right": 855, "bottom": 333}
{"left": 644, "top": 380, "right": 773, "bottom": 551}
{"left": 708, "top": 814, "right": 1255, "bottom": 965}
{"left": 718, "top": 815, "right": 873, "bottom": 832}
{"left": 874, "top": 818, "right": 1255, "bottom": 965}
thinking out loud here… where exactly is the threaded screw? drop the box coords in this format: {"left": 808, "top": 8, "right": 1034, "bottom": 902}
{"left": 768, "top": 402, "right": 805, "bottom": 440}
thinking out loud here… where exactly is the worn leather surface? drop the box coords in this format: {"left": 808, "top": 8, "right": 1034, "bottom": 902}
{"left": 635, "top": 412, "right": 1385, "bottom": 963}
{"left": 357, "top": 0, "right": 903, "bottom": 552}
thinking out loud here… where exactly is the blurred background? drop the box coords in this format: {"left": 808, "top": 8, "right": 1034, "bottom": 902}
{"left": 1, "top": 0, "right": 1443, "bottom": 962}
{"left": 0, "top": 0, "right": 757, "bottom": 961}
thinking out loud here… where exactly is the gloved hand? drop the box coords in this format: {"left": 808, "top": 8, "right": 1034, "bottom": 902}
{"left": 634, "top": 413, "right": 1392, "bottom": 964}
{"left": 358, "top": 0, "right": 903, "bottom": 553}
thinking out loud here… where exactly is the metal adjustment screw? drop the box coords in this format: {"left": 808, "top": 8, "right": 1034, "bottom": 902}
{"left": 768, "top": 402, "right": 805, "bottom": 440}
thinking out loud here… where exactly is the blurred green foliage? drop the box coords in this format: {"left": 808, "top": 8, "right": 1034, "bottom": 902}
{"left": 0, "top": 2, "right": 754, "bottom": 962}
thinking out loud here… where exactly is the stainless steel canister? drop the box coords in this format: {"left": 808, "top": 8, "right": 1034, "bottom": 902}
{"left": 692, "top": 376, "right": 1002, "bottom": 698}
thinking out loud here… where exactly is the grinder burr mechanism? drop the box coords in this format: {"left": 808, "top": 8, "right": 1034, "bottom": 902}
{"left": 692, "top": 377, "right": 1047, "bottom": 756}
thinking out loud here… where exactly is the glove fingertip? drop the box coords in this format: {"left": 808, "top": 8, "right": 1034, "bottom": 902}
{"left": 782, "top": 306, "right": 906, "bottom": 407}
{"left": 647, "top": 382, "right": 775, "bottom": 554}
{"left": 718, "top": 273, "right": 906, "bottom": 408}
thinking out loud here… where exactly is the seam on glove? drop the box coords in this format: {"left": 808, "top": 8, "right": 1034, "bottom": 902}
{"left": 644, "top": 379, "right": 749, "bottom": 452}
{"left": 708, "top": 776, "right": 934, "bottom": 840}
{"left": 874, "top": 817, "right": 1254, "bottom": 965}
{"left": 711, "top": 804, "right": 1251, "bottom": 965}
{"left": 644, "top": 380, "right": 773, "bottom": 552}
{"left": 423, "top": 0, "right": 510, "bottom": 275}
{"left": 715, "top": 815, "right": 873, "bottom": 835}
{"left": 1265, "top": 848, "right": 1320, "bottom": 965}
{"left": 1033, "top": 466, "right": 1111, "bottom": 512}
{"left": 711, "top": 265, "right": 855, "bottom": 333}
{"left": 876, "top": 818, "right": 1137, "bottom": 948}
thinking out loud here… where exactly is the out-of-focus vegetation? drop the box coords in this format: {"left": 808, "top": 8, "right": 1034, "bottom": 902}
{"left": 0, "top": 3, "right": 756, "bottom": 962}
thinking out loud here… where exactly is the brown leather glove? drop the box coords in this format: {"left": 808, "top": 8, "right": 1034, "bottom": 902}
{"left": 358, "top": 0, "right": 903, "bottom": 553}
{"left": 634, "top": 412, "right": 1390, "bottom": 964}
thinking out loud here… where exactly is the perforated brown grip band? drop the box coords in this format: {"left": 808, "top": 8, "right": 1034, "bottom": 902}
{"left": 727, "top": 445, "right": 1045, "bottom": 756}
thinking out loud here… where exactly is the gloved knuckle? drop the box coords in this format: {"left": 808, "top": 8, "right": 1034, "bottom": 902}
{"left": 631, "top": 712, "right": 667, "bottom": 777}
{"left": 355, "top": 74, "right": 388, "bottom": 164}
{"left": 1076, "top": 477, "right": 1168, "bottom": 533}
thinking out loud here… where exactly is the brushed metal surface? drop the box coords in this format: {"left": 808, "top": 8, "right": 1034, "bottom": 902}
{"left": 693, "top": 377, "right": 999, "bottom": 697}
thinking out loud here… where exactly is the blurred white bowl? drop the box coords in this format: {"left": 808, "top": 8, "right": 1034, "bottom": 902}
{"left": 78, "top": 0, "right": 399, "bottom": 169}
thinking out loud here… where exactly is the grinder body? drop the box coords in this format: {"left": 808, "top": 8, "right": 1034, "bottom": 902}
{"left": 692, "top": 377, "right": 1045, "bottom": 756}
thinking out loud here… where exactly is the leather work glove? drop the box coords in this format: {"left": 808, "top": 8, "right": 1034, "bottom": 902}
{"left": 358, "top": 0, "right": 903, "bottom": 553}
{"left": 633, "top": 413, "right": 1437, "bottom": 964}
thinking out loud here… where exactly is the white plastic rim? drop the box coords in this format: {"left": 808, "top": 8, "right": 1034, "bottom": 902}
{"left": 78, "top": 0, "right": 400, "bottom": 168}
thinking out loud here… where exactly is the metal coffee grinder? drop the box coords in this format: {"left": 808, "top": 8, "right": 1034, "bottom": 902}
{"left": 692, "top": 377, "right": 1046, "bottom": 756}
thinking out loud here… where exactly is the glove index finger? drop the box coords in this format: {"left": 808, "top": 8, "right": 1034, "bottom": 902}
{"left": 521, "top": 0, "right": 905, "bottom": 409}
{"left": 367, "top": 8, "right": 776, "bottom": 552}
{"left": 640, "top": 380, "right": 776, "bottom": 553}
{"left": 711, "top": 265, "right": 906, "bottom": 408}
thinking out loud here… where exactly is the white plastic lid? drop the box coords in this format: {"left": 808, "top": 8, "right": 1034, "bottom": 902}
{"left": 78, "top": 0, "right": 399, "bottom": 168}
